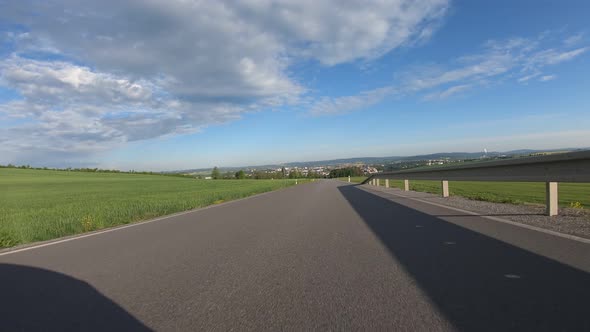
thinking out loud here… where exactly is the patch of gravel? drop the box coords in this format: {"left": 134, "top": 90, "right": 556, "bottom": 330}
{"left": 366, "top": 185, "right": 590, "bottom": 240}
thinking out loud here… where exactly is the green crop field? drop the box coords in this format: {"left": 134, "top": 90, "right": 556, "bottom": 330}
{"left": 382, "top": 179, "right": 590, "bottom": 207}
{"left": 0, "top": 168, "right": 299, "bottom": 248}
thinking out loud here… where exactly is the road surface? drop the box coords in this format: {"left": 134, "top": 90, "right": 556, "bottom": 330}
{"left": 1, "top": 180, "right": 589, "bottom": 331}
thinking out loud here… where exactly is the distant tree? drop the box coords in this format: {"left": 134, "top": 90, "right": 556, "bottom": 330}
{"left": 211, "top": 166, "right": 220, "bottom": 179}
{"left": 235, "top": 170, "right": 246, "bottom": 179}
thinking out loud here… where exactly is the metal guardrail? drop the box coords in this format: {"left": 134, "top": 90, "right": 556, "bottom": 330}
{"left": 361, "top": 150, "right": 590, "bottom": 216}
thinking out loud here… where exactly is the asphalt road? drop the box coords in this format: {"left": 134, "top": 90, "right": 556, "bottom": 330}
{"left": 1, "top": 180, "right": 589, "bottom": 331}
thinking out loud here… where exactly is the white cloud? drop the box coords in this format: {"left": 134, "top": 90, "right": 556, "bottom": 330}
{"left": 1, "top": 57, "right": 153, "bottom": 105}
{"left": 517, "top": 72, "right": 541, "bottom": 83}
{"left": 310, "top": 32, "right": 588, "bottom": 115}
{"left": 0, "top": 0, "right": 450, "bottom": 165}
{"left": 525, "top": 47, "right": 588, "bottom": 68}
{"left": 0, "top": 56, "right": 247, "bottom": 161}
{"left": 564, "top": 33, "right": 584, "bottom": 47}
{"left": 423, "top": 84, "right": 471, "bottom": 100}
{"left": 309, "top": 87, "right": 396, "bottom": 116}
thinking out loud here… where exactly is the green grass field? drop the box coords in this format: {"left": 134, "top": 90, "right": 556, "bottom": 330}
{"left": 0, "top": 168, "right": 299, "bottom": 248}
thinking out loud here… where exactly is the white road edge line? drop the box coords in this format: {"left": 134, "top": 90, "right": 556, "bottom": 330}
{"left": 361, "top": 185, "right": 590, "bottom": 245}
{"left": 0, "top": 185, "right": 299, "bottom": 257}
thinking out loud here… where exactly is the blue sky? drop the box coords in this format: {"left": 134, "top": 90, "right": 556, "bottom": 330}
{"left": 0, "top": 0, "right": 589, "bottom": 170}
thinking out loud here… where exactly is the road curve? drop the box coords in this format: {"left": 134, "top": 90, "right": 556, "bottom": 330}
{"left": 1, "top": 180, "right": 589, "bottom": 331}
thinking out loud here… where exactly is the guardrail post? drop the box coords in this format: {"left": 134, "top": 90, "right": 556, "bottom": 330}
{"left": 385, "top": 179, "right": 389, "bottom": 188}
{"left": 546, "top": 182, "right": 558, "bottom": 216}
{"left": 441, "top": 180, "right": 449, "bottom": 198}
{"left": 376, "top": 179, "right": 380, "bottom": 186}
{"left": 348, "top": 176, "right": 350, "bottom": 183}
{"left": 404, "top": 179, "right": 409, "bottom": 191}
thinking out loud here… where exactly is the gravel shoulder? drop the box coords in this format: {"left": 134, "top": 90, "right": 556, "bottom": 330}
{"left": 364, "top": 184, "right": 590, "bottom": 240}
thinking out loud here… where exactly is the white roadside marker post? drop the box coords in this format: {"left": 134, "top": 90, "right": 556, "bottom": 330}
{"left": 441, "top": 180, "right": 449, "bottom": 198}
{"left": 546, "top": 182, "right": 558, "bottom": 216}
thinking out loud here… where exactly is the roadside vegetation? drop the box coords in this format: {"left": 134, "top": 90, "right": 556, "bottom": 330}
{"left": 338, "top": 176, "right": 589, "bottom": 208}
{"left": 384, "top": 180, "right": 590, "bottom": 208}
{"left": 0, "top": 168, "right": 299, "bottom": 248}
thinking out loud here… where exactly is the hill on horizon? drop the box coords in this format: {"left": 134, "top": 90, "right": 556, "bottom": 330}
{"left": 173, "top": 147, "right": 589, "bottom": 174}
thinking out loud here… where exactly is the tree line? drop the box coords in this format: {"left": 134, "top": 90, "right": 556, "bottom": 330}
{"left": 209, "top": 166, "right": 366, "bottom": 180}
{"left": 209, "top": 166, "right": 325, "bottom": 180}
{"left": 327, "top": 166, "right": 364, "bottom": 178}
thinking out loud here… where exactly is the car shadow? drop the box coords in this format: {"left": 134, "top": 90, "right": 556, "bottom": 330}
{"left": 338, "top": 184, "right": 590, "bottom": 331}
{"left": 0, "top": 263, "right": 151, "bottom": 331}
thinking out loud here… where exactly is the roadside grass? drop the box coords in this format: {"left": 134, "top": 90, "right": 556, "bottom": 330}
{"left": 384, "top": 179, "right": 590, "bottom": 207}
{"left": 0, "top": 168, "right": 299, "bottom": 248}
{"left": 339, "top": 176, "right": 589, "bottom": 208}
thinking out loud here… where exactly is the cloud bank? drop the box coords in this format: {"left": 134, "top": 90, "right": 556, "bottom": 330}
{"left": 0, "top": 0, "right": 448, "bottom": 165}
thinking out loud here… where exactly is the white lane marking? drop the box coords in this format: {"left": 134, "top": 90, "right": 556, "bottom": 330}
{"left": 362, "top": 185, "right": 590, "bottom": 245}
{"left": 444, "top": 241, "right": 456, "bottom": 245}
{"left": 504, "top": 274, "right": 522, "bottom": 279}
{"left": 0, "top": 186, "right": 300, "bottom": 257}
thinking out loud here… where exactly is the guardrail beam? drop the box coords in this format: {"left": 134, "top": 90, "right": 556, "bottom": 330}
{"left": 360, "top": 151, "right": 589, "bottom": 217}
{"left": 365, "top": 150, "right": 590, "bottom": 183}
{"left": 546, "top": 182, "right": 559, "bottom": 216}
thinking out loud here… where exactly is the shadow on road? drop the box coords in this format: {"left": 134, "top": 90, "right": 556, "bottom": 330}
{"left": 433, "top": 213, "right": 546, "bottom": 217}
{"left": 0, "top": 264, "right": 151, "bottom": 331}
{"left": 338, "top": 185, "right": 590, "bottom": 331}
